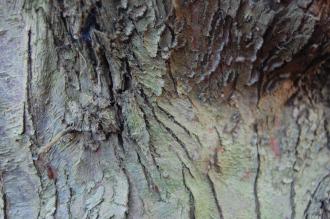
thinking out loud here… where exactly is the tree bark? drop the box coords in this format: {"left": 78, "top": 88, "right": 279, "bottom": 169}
{"left": 0, "top": 0, "right": 330, "bottom": 218}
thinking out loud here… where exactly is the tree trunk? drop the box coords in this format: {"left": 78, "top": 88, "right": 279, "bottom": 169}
{"left": 0, "top": 0, "right": 330, "bottom": 218}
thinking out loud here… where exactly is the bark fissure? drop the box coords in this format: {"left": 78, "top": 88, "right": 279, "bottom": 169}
{"left": 325, "top": 119, "right": 330, "bottom": 150}
{"left": 25, "top": 26, "right": 44, "bottom": 219}
{"left": 24, "top": 28, "right": 35, "bottom": 130}
{"left": 157, "top": 103, "right": 203, "bottom": 148}
{"left": 3, "top": 192, "right": 7, "bottom": 219}
{"left": 65, "top": 170, "right": 73, "bottom": 219}
{"left": 182, "top": 166, "right": 196, "bottom": 219}
{"left": 303, "top": 174, "right": 330, "bottom": 218}
{"left": 53, "top": 178, "right": 59, "bottom": 218}
{"left": 156, "top": 114, "right": 193, "bottom": 161}
{"left": 124, "top": 170, "right": 132, "bottom": 219}
{"left": 166, "top": 61, "right": 179, "bottom": 95}
{"left": 253, "top": 124, "right": 261, "bottom": 219}
{"left": 291, "top": 117, "right": 302, "bottom": 219}
{"left": 290, "top": 178, "right": 297, "bottom": 219}
{"left": 115, "top": 102, "right": 135, "bottom": 218}
{"left": 206, "top": 173, "right": 224, "bottom": 219}
{"left": 25, "top": 28, "right": 36, "bottom": 138}
{"left": 1, "top": 175, "right": 8, "bottom": 219}
{"left": 136, "top": 102, "right": 163, "bottom": 177}
{"left": 139, "top": 89, "right": 193, "bottom": 161}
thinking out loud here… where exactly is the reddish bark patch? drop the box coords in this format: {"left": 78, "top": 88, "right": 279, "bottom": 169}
{"left": 270, "top": 137, "right": 281, "bottom": 158}
{"left": 46, "top": 164, "right": 57, "bottom": 180}
{"left": 241, "top": 170, "right": 252, "bottom": 180}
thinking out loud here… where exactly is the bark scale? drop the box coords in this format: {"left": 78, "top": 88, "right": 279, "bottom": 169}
{"left": 0, "top": 0, "right": 329, "bottom": 218}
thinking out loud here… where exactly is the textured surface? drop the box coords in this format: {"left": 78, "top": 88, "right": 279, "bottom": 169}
{"left": 0, "top": 0, "right": 330, "bottom": 218}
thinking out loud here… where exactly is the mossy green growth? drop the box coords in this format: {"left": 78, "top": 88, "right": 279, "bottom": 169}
{"left": 122, "top": 95, "right": 150, "bottom": 148}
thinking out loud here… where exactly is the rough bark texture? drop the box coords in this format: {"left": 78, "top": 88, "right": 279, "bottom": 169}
{"left": 1, "top": 0, "right": 330, "bottom": 218}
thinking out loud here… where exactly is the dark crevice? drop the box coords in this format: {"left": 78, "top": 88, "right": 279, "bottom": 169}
{"left": 95, "top": 0, "right": 102, "bottom": 8}
{"left": 121, "top": 57, "right": 132, "bottom": 93}
{"left": 65, "top": 170, "right": 73, "bottom": 219}
{"left": 303, "top": 174, "right": 330, "bottom": 218}
{"left": 21, "top": 99, "right": 26, "bottom": 135}
{"left": 115, "top": 104, "right": 125, "bottom": 152}
{"left": 26, "top": 29, "right": 36, "bottom": 138}
{"left": 136, "top": 153, "right": 150, "bottom": 189}
{"left": 290, "top": 180, "right": 297, "bottom": 219}
{"left": 156, "top": 103, "right": 202, "bottom": 148}
{"left": 320, "top": 200, "right": 330, "bottom": 219}
{"left": 166, "top": 60, "right": 179, "bottom": 95}
{"left": 3, "top": 193, "right": 7, "bottom": 219}
{"left": 114, "top": 103, "right": 134, "bottom": 218}
{"left": 213, "top": 127, "right": 223, "bottom": 173}
{"left": 324, "top": 119, "right": 330, "bottom": 150}
{"left": 55, "top": 0, "right": 76, "bottom": 43}
{"left": 106, "top": 60, "right": 115, "bottom": 106}
{"left": 26, "top": 28, "right": 43, "bottom": 219}
{"left": 1, "top": 175, "right": 8, "bottom": 219}
{"left": 153, "top": 111, "right": 193, "bottom": 161}
{"left": 79, "top": 7, "right": 103, "bottom": 82}
{"left": 134, "top": 95, "right": 171, "bottom": 201}
{"left": 94, "top": 44, "right": 115, "bottom": 103}
{"left": 182, "top": 166, "right": 196, "bottom": 219}
{"left": 124, "top": 169, "right": 133, "bottom": 219}
{"left": 124, "top": 98, "right": 162, "bottom": 200}
{"left": 84, "top": 43, "right": 98, "bottom": 81}
{"left": 135, "top": 101, "right": 162, "bottom": 177}
{"left": 136, "top": 152, "right": 161, "bottom": 200}
{"left": 32, "top": 159, "right": 43, "bottom": 219}
{"left": 253, "top": 124, "right": 261, "bottom": 219}
{"left": 80, "top": 7, "right": 100, "bottom": 43}
{"left": 53, "top": 178, "right": 59, "bottom": 218}
{"left": 291, "top": 116, "right": 302, "bottom": 219}
{"left": 164, "top": 23, "right": 175, "bottom": 46}
{"left": 157, "top": 103, "right": 200, "bottom": 144}
{"left": 139, "top": 89, "right": 193, "bottom": 161}
{"left": 206, "top": 174, "right": 224, "bottom": 219}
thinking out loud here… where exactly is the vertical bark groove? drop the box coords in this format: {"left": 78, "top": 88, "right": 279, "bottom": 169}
{"left": 206, "top": 174, "right": 224, "bottom": 219}
{"left": 253, "top": 124, "right": 261, "bottom": 219}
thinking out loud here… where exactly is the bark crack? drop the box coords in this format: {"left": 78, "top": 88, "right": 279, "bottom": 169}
{"left": 324, "top": 119, "right": 330, "bottom": 150}
{"left": 25, "top": 28, "right": 43, "bottom": 219}
{"left": 136, "top": 101, "right": 164, "bottom": 181}
{"left": 253, "top": 124, "right": 261, "bottom": 219}
{"left": 303, "top": 174, "right": 330, "bottom": 218}
{"left": 139, "top": 89, "right": 193, "bottom": 160}
{"left": 156, "top": 116, "right": 193, "bottom": 160}
{"left": 65, "top": 169, "right": 73, "bottom": 219}
{"left": 2, "top": 191, "right": 7, "bottom": 219}
{"left": 166, "top": 60, "right": 179, "bottom": 95}
{"left": 53, "top": 178, "right": 59, "bottom": 218}
{"left": 1, "top": 173, "right": 7, "bottom": 219}
{"left": 156, "top": 103, "right": 203, "bottom": 148}
{"left": 291, "top": 118, "right": 302, "bottom": 219}
{"left": 26, "top": 28, "right": 37, "bottom": 138}
{"left": 206, "top": 173, "right": 224, "bottom": 219}
{"left": 182, "top": 166, "right": 196, "bottom": 219}
{"left": 115, "top": 103, "right": 135, "bottom": 218}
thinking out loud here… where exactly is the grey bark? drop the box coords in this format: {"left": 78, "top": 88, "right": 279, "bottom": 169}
{"left": 0, "top": 0, "right": 330, "bottom": 218}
